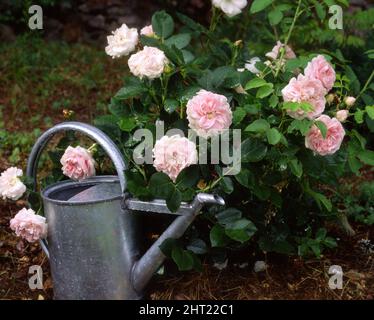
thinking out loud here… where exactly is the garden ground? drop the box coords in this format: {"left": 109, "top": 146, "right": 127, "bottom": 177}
{"left": 0, "top": 36, "right": 373, "bottom": 300}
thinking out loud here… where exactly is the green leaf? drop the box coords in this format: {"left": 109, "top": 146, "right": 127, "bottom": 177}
{"left": 323, "top": 237, "right": 337, "bottom": 248}
{"left": 245, "top": 119, "right": 270, "bottom": 133}
{"left": 250, "top": 0, "right": 273, "bottom": 13}
{"left": 266, "top": 128, "right": 281, "bottom": 145}
{"left": 220, "top": 177, "right": 234, "bottom": 194}
{"left": 149, "top": 172, "right": 173, "bottom": 198}
{"left": 351, "top": 129, "right": 367, "bottom": 149}
{"left": 186, "top": 239, "right": 207, "bottom": 255}
{"left": 212, "top": 66, "right": 237, "bottom": 88}
{"left": 233, "top": 107, "right": 246, "bottom": 125}
{"left": 283, "top": 101, "right": 313, "bottom": 112}
{"left": 225, "top": 219, "right": 257, "bottom": 243}
{"left": 307, "top": 189, "right": 332, "bottom": 212}
{"left": 314, "top": 120, "right": 328, "bottom": 139}
{"left": 171, "top": 246, "right": 194, "bottom": 271}
{"left": 366, "top": 105, "right": 374, "bottom": 120}
{"left": 114, "top": 78, "right": 147, "bottom": 100}
{"left": 309, "top": 241, "right": 321, "bottom": 258}
{"left": 152, "top": 11, "right": 174, "bottom": 39}
{"left": 165, "top": 33, "right": 191, "bottom": 49}
{"left": 354, "top": 109, "right": 364, "bottom": 124}
{"left": 313, "top": 0, "right": 326, "bottom": 20}
{"left": 348, "top": 154, "right": 362, "bottom": 174}
{"left": 245, "top": 78, "right": 267, "bottom": 90}
{"left": 164, "top": 99, "right": 179, "bottom": 113}
{"left": 210, "top": 224, "right": 229, "bottom": 247}
{"left": 125, "top": 170, "right": 151, "bottom": 199}
{"left": 166, "top": 188, "right": 182, "bottom": 212}
{"left": 118, "top": 117, "right": 137, "bottom": 132}
{"left": 316, "top": 228, "right": 327, "bottom": 240}
{"left": 289, "top": 158, "right": 303, "bottom": 178}
{"left": 269, "top": 94, "right": 279, "bottom": 108}
{"left": 181, "top": 50, "right": 194, "bottom": 63}
{"left": 176, "top": 165, "right": 200, "bottom": 190}
{"left": 176, "top": 12, "right": 206, "bottom": 33}
{"left": 256, "top": 85, "right": 274, "bottom": 99}
{"left": 159, "top": 238, "right": 178, "bottom": 256}
{"left": 288, "top": 119, "right": 313, "bottom": 136}
{"left": 241, "top": 138, "right": 268, "bottom": 162}
{"left": 357, "top": 150, "right": 374, "bottom": 166}
{"left": 216, "top": 208, "right": 242, "bottom": 225}
{"left": 268, "top": 9, "right": 283, "bottom": 25}
{"left": 162, "top": 44, "right": 184, "bottom": 65}
{"left": 234, "top": 168, "right": 255, "bottom": 188}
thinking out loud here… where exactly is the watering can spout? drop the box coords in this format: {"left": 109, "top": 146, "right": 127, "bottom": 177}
{"left": 130, "top": 193, "right": 225, "bottom": 295}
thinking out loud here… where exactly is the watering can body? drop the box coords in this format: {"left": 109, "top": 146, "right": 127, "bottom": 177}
{"left": 41, "top": 176, "right": 140, "bottom": 299}
{"left": 26, "top": 122, "right": 224, "bottom": 300}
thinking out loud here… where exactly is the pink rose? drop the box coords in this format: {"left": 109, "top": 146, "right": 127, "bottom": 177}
{"left": 140, "top": 25, "right": 154, "bottom": 37}
{"left": 304, "top": 55, "right": 336, "bottom": 92}
{"left": 282, "top": 74, "right": 327, "bottom": 120}
{"left": 186, "top": 90, "right": 232, "bottom": 138}
{"left": 128, "top": 46, "right": 168, "bottom": 80}
{"left": 265, "top": 41, "right": 296, "bottom": 60}
{"left": 0, "top": 167, "right": 26, "bottom": 201}
{"left": 10, "top": 208, "right": 47, "bottom": 243}
{"left": 336, "top": 110, "right": 349, "bottom": 122}
{"left": 60, "top": 146, "right": 96, "bottom": 181}
{"left": 305, "top": 115, "right": 345, "bottom": 156}
{"left": 153, "top": 135, "right": 198, "bottom": 182}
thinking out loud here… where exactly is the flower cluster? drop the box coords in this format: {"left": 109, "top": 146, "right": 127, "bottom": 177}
{"left": 2, "top": 145, "right": 97, "bottom": 243}
{"left": 105, "top": 23, "right": 169, "bottom": 80}
{"left": 281, "top": 54, "right": 346, "bottom": 155}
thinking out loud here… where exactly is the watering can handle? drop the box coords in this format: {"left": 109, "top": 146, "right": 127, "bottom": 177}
{"left": 26, "top": 121, "right": 127, "bottom": 193}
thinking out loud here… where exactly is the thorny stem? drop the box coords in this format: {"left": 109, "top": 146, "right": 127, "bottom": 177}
{"left": 274, "top": 0, "right": 303, "bottom": 78}
{"left": 356, "top": 69, "right": 374, "bottom": 101}
{"left": 201, "top": 166, "right": 236, "bottom": 193}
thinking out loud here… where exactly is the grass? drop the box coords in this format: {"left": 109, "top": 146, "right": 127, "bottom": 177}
{"left": 0, "top": 34, "right": 127, "bottom": 167}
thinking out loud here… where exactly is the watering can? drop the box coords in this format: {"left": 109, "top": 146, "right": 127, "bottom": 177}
{"left": 26, "top": 122, "right": 225, "bottom": 300}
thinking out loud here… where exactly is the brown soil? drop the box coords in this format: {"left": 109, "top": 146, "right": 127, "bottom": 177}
{"left": 1, "top": 192, "right": 373, "bottom": 300}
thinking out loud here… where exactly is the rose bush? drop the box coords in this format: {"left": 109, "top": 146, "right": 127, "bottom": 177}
{"left": 4, "top": 1, "right": 374, "bottom": 270}
{"left": 94, "top": 2, "right": 373, "bottom": 269}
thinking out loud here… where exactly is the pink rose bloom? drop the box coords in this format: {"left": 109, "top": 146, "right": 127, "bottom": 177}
{"left": 10, "top": 208, "right": 47, "bottom": 243}
{"left": 282, "top": 74, "right": 327, "bottom": 120}
{"left": 265, "top": 41, "right": 296, "bottom": 60}
{"left": 140, "top": 25, "right": 154, "bottom": 37}
{"left": 128, "top": 46, "right": 168, "bottom": 80}
{"left": 60, "top": 146, "right": 96, "bottom": 181}
{"left": 305, "top": 115, "right": 345, "bottom": 156}
{"left": 186, "top": 90, "right": 232, "bottom": 138}
{"left": 336, "top": 110, "right": 349, "bottom": 122}
{"left": 153, "top": 135, "right": 198, "bottom": 182}
{"left": 304, "top": 55, "right": 336, "bottom": 92}
{"left": 0, "top": 167, "right": 26, "bottom": 201}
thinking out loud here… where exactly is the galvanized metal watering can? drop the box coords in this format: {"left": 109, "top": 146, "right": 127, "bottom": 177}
{"left": 26, "top": 122, "right": 225, "bottom": 300}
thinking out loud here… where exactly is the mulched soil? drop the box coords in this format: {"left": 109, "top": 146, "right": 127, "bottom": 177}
{"left": 1, "top": 192, "right": 373, "bottom": 300}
